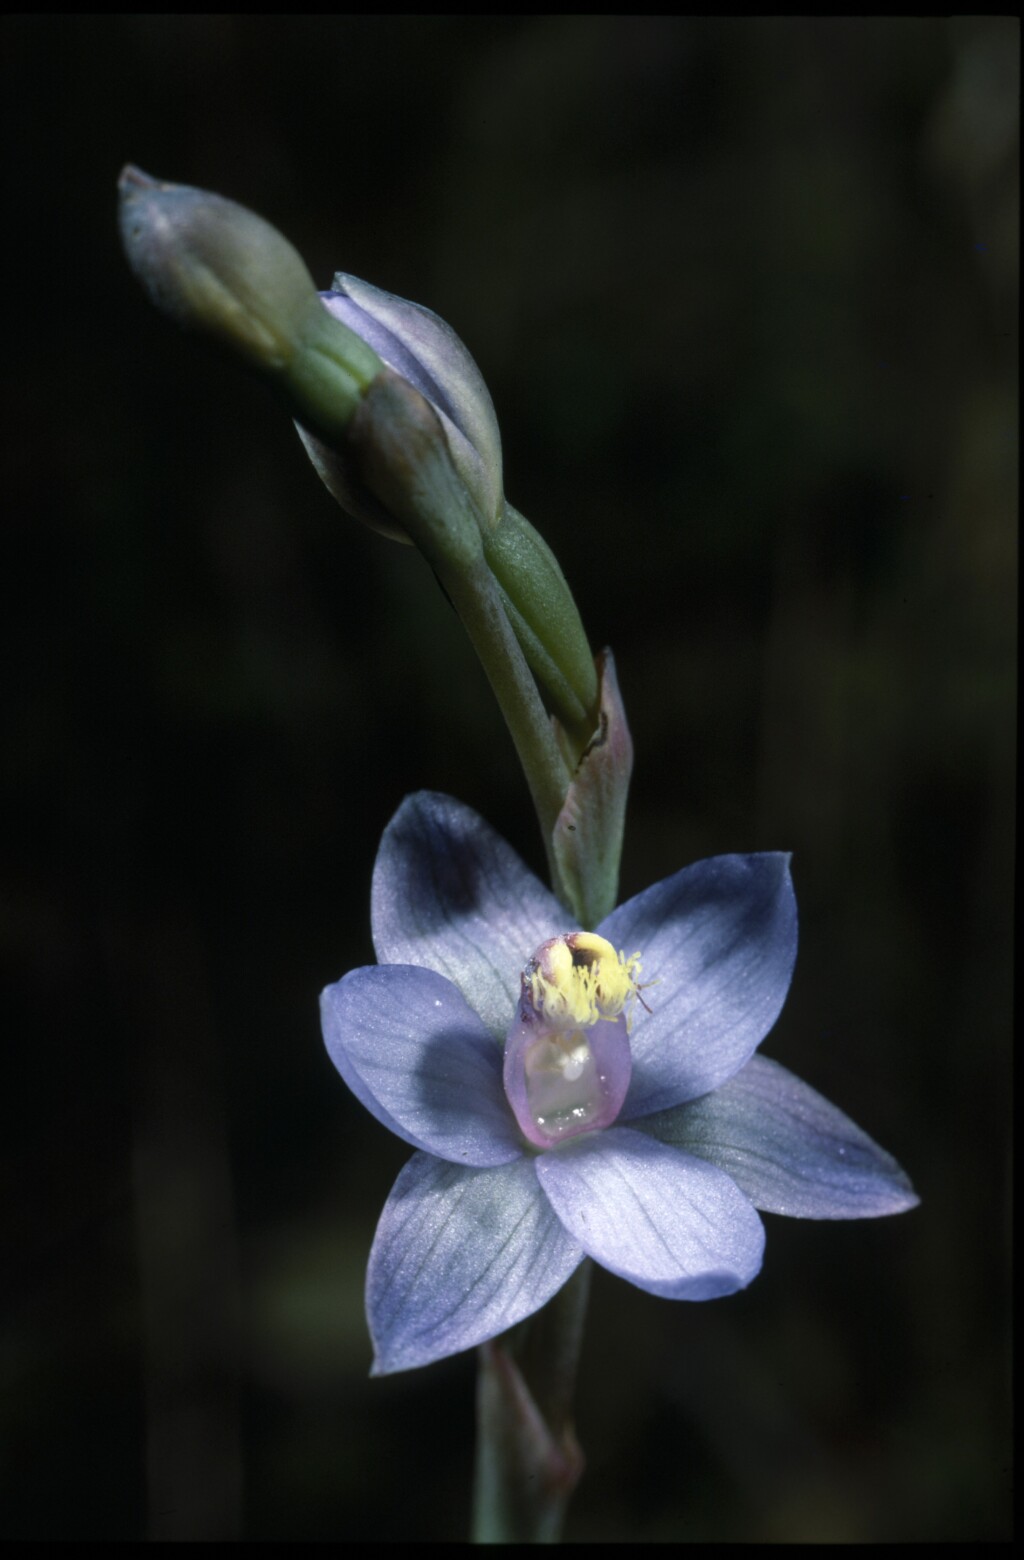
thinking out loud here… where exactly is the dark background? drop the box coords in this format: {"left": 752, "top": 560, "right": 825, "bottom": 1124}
{"left": 2, "top": 16, "right": 1014, "bottom": 1541}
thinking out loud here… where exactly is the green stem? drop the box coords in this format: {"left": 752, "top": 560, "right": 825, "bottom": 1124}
{"left": 348, "top": 372, "right": 580, "bottom": 918}
{"left": 471, "top": 1262, "right": 591, "bottom": 1543}
{"left": 438, "top": 554, "right": 576, "bottom": 912}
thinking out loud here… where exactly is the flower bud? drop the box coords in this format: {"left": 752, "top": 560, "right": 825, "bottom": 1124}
{"left": 296, "top": 274, "right": 504, "bottom": 540}
{"left": 295, "top": 279, "right": 604, "bottom": 744}
{"left": 118, "top": 166, "right": 381, "bottom": 442}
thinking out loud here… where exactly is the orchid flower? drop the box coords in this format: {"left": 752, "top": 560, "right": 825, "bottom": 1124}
{"left": 321, "top": 792, "right": 918, "bottom": 1376}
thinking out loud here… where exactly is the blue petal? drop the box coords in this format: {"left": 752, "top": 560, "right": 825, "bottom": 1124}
{"left": 639, "top": 1054, "right": 920, "bottom": 1219}
{"left": 321, "top": 283, "right": 457, "bottom": 422}
{"left": 535, "top": 1126, "right": 765, "bottom": 1300}
{"left": 321, "top": 965, "right": 523, "bottom": 1167}
{"left": 598, "top": 853, "right": 798, "bottom": 1116}
{"left": 367, "top": 1152, "right": 584, "bottom": 1374}
{"left": 372, "top": 792, "right": 569, "bottom": 1040}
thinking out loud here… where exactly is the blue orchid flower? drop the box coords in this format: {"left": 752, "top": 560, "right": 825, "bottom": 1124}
{"left": 321, "top": 792, "right": 917, "bottom": 1375}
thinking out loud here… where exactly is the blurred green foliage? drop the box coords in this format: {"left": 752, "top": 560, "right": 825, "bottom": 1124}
{"left": 2, "top": 15, "right": 1014, "bottom": 1541}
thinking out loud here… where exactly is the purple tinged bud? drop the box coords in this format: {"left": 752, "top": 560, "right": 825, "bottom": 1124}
{"left": 297, "top": 274, "right": 504, "bottom": 540}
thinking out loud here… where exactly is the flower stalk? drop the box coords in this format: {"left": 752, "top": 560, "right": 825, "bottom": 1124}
{"left": 472, "top": 1263, "right": 590, "bottom": 1543}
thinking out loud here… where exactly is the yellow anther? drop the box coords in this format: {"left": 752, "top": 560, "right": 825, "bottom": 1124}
{"left": 528, "top": 932, "right": 644, "bottom": 1030}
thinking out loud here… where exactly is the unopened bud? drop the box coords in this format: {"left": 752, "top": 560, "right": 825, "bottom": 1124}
{"left": 297, "top": 273, "right": 504, "bottom": 540}
{"left": 118, "top": 166, "right": 381, "bottom": 442}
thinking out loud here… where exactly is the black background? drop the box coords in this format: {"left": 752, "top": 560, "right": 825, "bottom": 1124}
{"left": 2, "top": 16, "right": 1014, "bottom": 1540}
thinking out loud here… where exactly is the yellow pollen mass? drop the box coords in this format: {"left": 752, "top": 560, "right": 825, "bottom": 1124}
{"left": 529, "top": 932, "right": 644, "bottom": 1030}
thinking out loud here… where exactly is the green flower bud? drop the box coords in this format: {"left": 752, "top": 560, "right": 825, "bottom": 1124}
{"left": 117, "top": 166, "right": 381, "bottom": 442}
